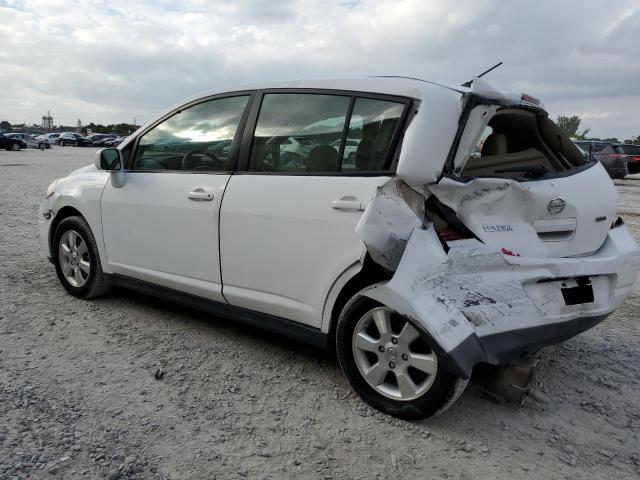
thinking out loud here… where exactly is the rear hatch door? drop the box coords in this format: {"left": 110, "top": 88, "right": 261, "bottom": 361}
{"left": 429, "top": 91, "right": 618, "bottom": 258}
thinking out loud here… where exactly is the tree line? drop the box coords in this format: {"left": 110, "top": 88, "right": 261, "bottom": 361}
{"left": 0, "top": 120, "right": 138, "bottom": 136}
{"left": 556, "top": 115, "right": 640, "bottom": 145}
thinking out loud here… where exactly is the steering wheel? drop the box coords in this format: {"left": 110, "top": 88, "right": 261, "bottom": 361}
{"left": 181, "top": 148, "right": 220, "bottom": 170}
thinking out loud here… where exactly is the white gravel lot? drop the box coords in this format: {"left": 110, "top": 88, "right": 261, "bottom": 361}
{"left": 0, "top": 146, "right": 639, "bottom": 479}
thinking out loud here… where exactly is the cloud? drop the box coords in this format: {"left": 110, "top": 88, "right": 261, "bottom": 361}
{"left": 0, "top": 0, "right": 638, "bottom": 138}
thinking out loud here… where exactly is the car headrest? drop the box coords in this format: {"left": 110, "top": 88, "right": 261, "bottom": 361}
{"left": 354, "top": 139, "right": 375, "bottom": 170}
{"left": 306, "top": 145, "right": 338, "bottom": 172}
{"left": 482, "top": 133, "right": 508, "bottom": 156}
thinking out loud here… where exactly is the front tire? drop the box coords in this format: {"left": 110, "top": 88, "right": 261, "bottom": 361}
{"left": 336, "top": 289, "right": 468, "bottom": 419}
{"left": 53, "top": 216, "right": 112, "bottom": 299}
{"left": 10, "top": 143, "right": 20, "bottom": 151}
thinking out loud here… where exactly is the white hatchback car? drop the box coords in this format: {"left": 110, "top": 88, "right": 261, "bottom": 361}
{"left": 39, "top": 77, "right": 640, "bottom": 419}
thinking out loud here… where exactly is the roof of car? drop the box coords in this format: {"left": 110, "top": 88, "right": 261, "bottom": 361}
{"left": 188, "top": 77, "right": 469, "bottom": 103}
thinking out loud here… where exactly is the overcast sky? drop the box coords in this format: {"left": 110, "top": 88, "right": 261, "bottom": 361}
{"left": 1, "top": 0, "right": 638, "bottom": 139}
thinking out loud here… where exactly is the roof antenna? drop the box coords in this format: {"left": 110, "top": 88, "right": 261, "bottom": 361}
{"left": 461, "top": 61, "right": 503, "bottom": 87}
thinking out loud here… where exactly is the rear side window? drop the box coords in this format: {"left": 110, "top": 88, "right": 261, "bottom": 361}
{"left": 250, "top": 93, "right": 349, "bottom": 172}
{"left": 249, "top": 93, "right": 405, "bottom": 173}
{"left": 342, "top": 98, "right": 404, "bottom": 171}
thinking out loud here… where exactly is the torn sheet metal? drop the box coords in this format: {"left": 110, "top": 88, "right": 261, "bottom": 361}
{"left": 362, "top": 226, "right": 640, "bottom": 378}
{"left": 355, "top": 179, "right": 426, "bottom": 271}
{"left": 450, "top": 104, "right": 499, "bottom": 173}
{"left": 428, "top": 161, "right": 619, "bottom": 258}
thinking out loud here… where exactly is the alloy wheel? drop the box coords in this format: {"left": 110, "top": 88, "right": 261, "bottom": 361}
{"left": 352, "top": 307, "right": 438, "bottom": 401}
{"left": 58, "top": 230, "right": 90, "bottom": 287}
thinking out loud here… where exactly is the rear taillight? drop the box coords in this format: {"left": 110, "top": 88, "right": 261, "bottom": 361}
{"left": 631, "top": 156, "right": 640, "bottom": 162}
{"left": 607, "top": 154, "right": 626, "bottom": 159}
{"left": 437, "top": 228, "right": 467, "bottom": 242}
{"left": 521, "top": 93, "right": 540, "bottom": 105}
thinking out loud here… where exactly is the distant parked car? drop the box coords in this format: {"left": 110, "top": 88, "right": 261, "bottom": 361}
{"left": 74, "top": 134, "right": 117, "bottom": 147}
{"left": 104, "top": 136, "right": 127, "bottom": 147}
{"left": 5, "top": 132, "right": 50, "bottom": 149}
{"left": 574, "top": 141, "right": 628, "bottom": 179}
{"left": 276, "top": 136, "right": 317, "bottom": 166}
{"left": 58, "top": 132, "right": 83, "bottom": 146}
{"left": 330, "top": 138, "right": 360, "bottom": 163}
{"left": 36, "top": 133, "right": 60, "bottom": 145}
{"left": 0, "top": 133, "right": 25, "bottom": 151}
{"left": 619, "top": 144, "right": 640, "bottom": 174}
{"left": 91, "top": 135, "right": 118, "bottom": 147}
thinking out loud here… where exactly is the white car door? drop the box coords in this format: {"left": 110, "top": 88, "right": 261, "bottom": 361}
{"left": 220, "top": 91, "right": 409, "bottom": 327}
{"left": 101, "top": 94, "right": 251, "bottom": 302}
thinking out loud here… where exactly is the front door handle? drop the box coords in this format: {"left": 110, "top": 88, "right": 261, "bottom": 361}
{"left": 332, "top": 196, "right": 368, "bottom": 211}
{"left": 188, "top": 188, "right": 214, "bottom": 201}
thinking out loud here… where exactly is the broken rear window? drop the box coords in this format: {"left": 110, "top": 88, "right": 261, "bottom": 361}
{"left": 461, "top": 108, "right": 587, "bottom": 179}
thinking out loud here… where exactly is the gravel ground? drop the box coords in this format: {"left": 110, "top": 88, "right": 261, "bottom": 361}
{"left": 1, "top": 146, "right": 639, "bottom": 480}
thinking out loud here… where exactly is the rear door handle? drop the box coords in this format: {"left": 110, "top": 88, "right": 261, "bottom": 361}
{"left": 332, "top": 196, "right": 368, "bottom": 211}
{"left": 188, "top": 188, "right": 214, "bottom": 201}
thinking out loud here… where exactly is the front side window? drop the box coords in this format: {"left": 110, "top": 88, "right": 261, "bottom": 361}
{"left": 132, "top": 95, "right": 249, "bottom": 172}
{"left": 249, "top": 93, "right": 405, "bottom": 173}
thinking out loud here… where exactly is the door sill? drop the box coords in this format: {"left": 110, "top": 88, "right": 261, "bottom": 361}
{"left": 110, "top": 274, "right": 327, "bottom": 348}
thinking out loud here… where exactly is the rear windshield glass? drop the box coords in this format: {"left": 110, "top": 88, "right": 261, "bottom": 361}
{"left": 461, "top": 108, "right": 587, "bottom": 179}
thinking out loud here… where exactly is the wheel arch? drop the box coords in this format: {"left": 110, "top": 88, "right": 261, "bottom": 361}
{"left": 321, "top": 254, "right": 392, "bottom": 351}
{"left": 48, "top": 198, "right": 112, "bottom": 275}
{"left": 49, "top": 206, "right": 85, "bottom": 256}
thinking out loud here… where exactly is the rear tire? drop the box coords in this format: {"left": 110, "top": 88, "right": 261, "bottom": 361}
{"left": 336, "top": 288, "right": 468, "bottom": 419}
{"left": 53, "top": 216, "right": 112, "bottom": 299}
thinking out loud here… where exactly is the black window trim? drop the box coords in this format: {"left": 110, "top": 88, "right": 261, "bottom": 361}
{"left": 124, "top": 90, "right": 257, "bottom": 175}
{"left": 235, "top": 88, "right": 413, "bottom": 176}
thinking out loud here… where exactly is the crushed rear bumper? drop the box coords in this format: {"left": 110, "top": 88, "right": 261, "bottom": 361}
{"left": 364, "top": 224, "right": 640, "bottom": 378}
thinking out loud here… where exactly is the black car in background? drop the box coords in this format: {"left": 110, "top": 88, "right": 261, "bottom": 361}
{"left": 76, "top": 134, "right": 118, "bottom": 147}
{"left": 103, "top": 136, "right": 127, "bottom": 147}
{"left": 91, "top": 134, "right": 118, "bottom": 146}
{"left": 0, "top": 133, "right": 26, "bottom": 151}
{"left": 619, "top": 144, "right": 640, "bottom": 174}
{"left": 5, "top": 133, "right": 50, "bottom": 149}
{"left": 574, "top": 140, "right": 628, "bottom": 179}
{"left": 57, "top": 132, "right": 84, "bottom": 146}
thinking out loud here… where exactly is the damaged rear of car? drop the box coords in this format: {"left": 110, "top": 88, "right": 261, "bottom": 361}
{"left": 343, "top": 78, "right": 640, "bottom": 418}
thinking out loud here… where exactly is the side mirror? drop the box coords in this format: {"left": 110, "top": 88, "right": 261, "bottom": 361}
{"left": 95, "top": 148, "right": 122, "bottom": 171}
{"left": 95, "top": 148, "right": 126, "bottom": 188}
